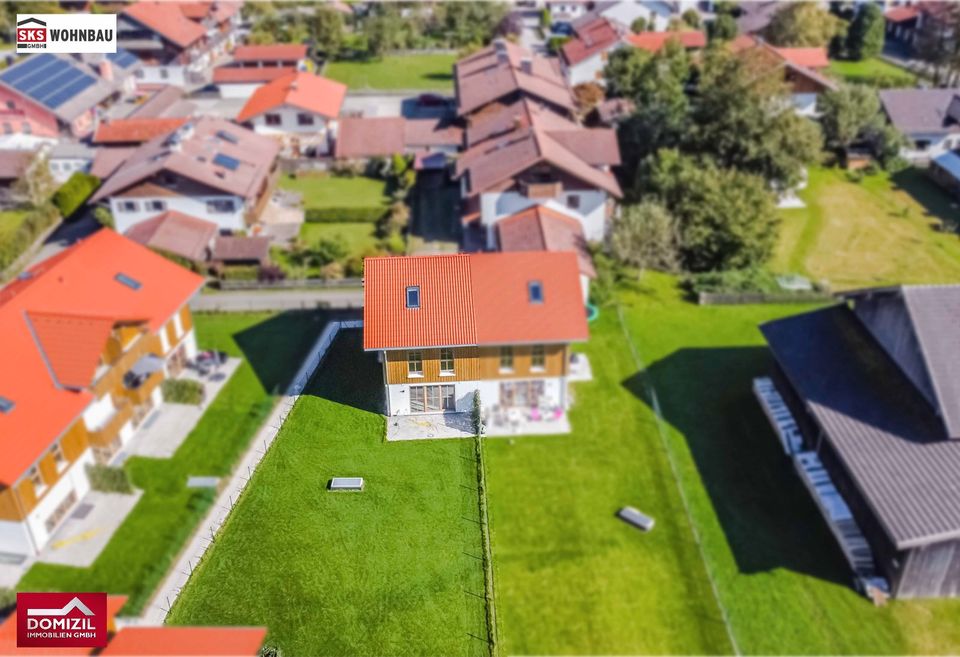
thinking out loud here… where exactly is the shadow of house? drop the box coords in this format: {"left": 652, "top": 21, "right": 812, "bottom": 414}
{"left": 232, "top": 309, "right": 359, "bottom": 395}
{"left": 890, "top": 168, "right": 960, "bottom": 230}
{"left": 302, "top": 329, "right": 385, "bottom": 415}
{"left": 621, "top": 346, "right": 852, "bottom": 587}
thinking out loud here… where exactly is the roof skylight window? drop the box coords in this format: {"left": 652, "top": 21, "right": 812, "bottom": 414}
{"left": 115, "top": 273, "right": 142, "bottom": 291}
{"left": 406, "top": 286, "right": 421, "bottom": 309}
{"left": 528, "top": 280, "right": 544, "bottom": 304}
{"left": 0, "top": 396, "right": 14, "bottom": 414}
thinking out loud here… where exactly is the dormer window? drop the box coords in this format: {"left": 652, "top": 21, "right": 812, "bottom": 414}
{"left": 528, "top": 281, "right": 544, "bottom": 304}
{"left": 406, "top": 286, "right": 421, "bottom": 309}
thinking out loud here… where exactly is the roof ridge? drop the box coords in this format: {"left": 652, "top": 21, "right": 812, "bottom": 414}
{"left": 901, "top": 290, "right": 957, "bottom": 437}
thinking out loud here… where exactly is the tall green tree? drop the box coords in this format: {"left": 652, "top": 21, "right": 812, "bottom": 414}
{"left": 311, "top": 7, "right": 344, "bottom": 58}
{"left": 818, "top": 84, "right": 882, "bottom": 151}
{"left": 610, "top": 201, "right": 680, "bottom": 274}
{"left": 846, "top": 3, "right": 885, "bottom": 60}
{"left": 432, "top": 2, "right": 508, "bottom": 47}
{"left": 645, "top": 150, "right": 780, "bottom": 272}
{"left": 764, "top": 2, "right": 846, "bottom": 47}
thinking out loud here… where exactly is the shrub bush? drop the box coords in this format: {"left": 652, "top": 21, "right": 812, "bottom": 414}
{"left": 304, "top": 207, "right": 388, "bottom": 223}
{"left": 0, "top": 203, "right": 60, "bottom": 271}
{"left": 685, "top": 267, "right": 783, "bottom": 295}
{"left": 52, "top": 172, "right": 100, "bottom": 219}
{"left": 221, "top": 265, "right": 260, "bottom": 280}
{"left": 86, "top": 464, "right": 133, "bottom": 494}
{"left": 162, "top": 379, "right": 204, "bottom": 405}
{"left": 93, "top": 205, "right": 115, "bottom": 229}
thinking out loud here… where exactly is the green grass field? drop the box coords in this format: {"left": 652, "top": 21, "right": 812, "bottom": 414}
{"left": 828, "top": 57, "right": 917, "bottom": 87}
{"left": 0, "top": 209, "right": 30, "bottom": 244}
{"left": 167, "top": 331, "right": 488, "bottom": 656}
{"left": 325, "top": 54, "right": 456, "bottom": 90}
{"left": 17, "top": 311, "right": 328, "bottom": 614}
{"left": 771, "top": 166, "right": 960, "bottom": 289}
{"left": 278, "top": 174, "right": 390, "bottom": 211}
{"left": 299, "top": 222, "right": 379, "bottom": 256}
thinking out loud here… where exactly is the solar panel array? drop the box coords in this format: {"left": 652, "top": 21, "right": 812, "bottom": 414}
{"left": 213, "top": 153, "right": 240, "bottom": 171}
{"left": 108, "top": 50, "right": 139, "bottom": 70}
{"left": 0, "top": 53, "right": 97, "bottom": 111}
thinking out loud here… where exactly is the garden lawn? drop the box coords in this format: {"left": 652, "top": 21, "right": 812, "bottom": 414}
{"left": 771, "top": 166, "right": 960, "bottom": 290}
{"left": 278, "top": 174, "right": 389, "bottom": 211}
{"left": 828, "top": 57, "right": 917, "bottom": 87}
{"left": 299, "top": 222, "right": 379, "bottom": 257}
{"left": 0, "top": 209, "right": 30, "bottom": 244}
{"left": 325, "top": 54, "right": 456, "bottom": 90}
{"left": 17, "top": 311, "right": 328, "bottom": 615}
{"left": 616, "top": 274, "right": 960, "bottom": 654}
{"left": 167, "top": 331, "right": 489, "bottom": 657}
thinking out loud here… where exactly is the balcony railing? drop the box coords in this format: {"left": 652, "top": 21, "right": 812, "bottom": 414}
{"left": 120, "top": 369, "right": 164, "bottom": 407}
{"left": 87, "top": 400, "right": 134, "bottom": 447}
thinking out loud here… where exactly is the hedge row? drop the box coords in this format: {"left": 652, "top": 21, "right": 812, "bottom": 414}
{"left": 52, "top": 171, "right": 100, "bottom": 219}
{"left": 305, "top": 206, "right": 388, "bottom": 223}
{"left": 0, "top": 204, "right": 60, "bottom": 271}
{"left": 85, "top": 464, "right": 133, "bottom": 494}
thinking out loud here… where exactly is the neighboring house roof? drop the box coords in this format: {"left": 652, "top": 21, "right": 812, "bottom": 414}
{"left": 213, "top": 66, "right": 296, "bottom": 84}
{"left": 0, "top": 229, "right": 203, "bottom": 487}
{"left": 363, "top": 252, "right": 589, "bottom": 350}
{"left": 885, "top": 5, "right": 921, "bottom": 23}
{"left": 455, "top": 124, "right": 622, "bottom": 198}
{"left": 560, "top": 16, "right": 624, "bottom": 66}
{"left": 236, "top": 71, "right": 347, "bottom": 122}
{"left": 128, "top": 85, "right": 197, "bottom": 119}
{"left": 761, "top": 300, "right": 960, "bottom": 549}
{"left": 627, "top": 30, "right": 707, "bottom": 52}
{"left": 465, "top": 97, "right": 578, "bottom": 147}
{"left": 774, "top": 46, "right": 830, "bottom": 69}
{"left": 232, "top": 44, "right": 309, "bottom": 62}
{"left": 122, "top": 1, "right": 208, "bottom": 49}
{"left": 93, "top": 118, "right": 189, "bottom": 145}
{"left": 736, "top": 0, "right": 781, "bottom": 34}
{"left": 101, "top": 627, "right": 267, "bottom": 656}
{"left": 334, "top": 117, "right": 462, "bottom": 158}
{"left": 124, "top": 210, "right": 217, "bottom": 261}
{"left": 50, "top": 140, "right": 95, "bottom": 160}
{"left": 91, "top": 147, "right": 137, "bottom": 179}
{"left": 210, "top": 235, "right": 271, "bottom": 263}
{"left": 90, "top": 117, "right": 280, "bottom": 204}
{"left": 595, "top": 97, "right": 635, "bottom": 124}
{"left": 455, "top": 39, "right": 575, "bottom": 116}
{"left": 497, "top": 205, "right": 596, "bottom": 278}
{"left": 731, "top": 35, "right": 837, "bottom": 94}
{"left": 879, "top": 88, "right": 960, "bottom": 135}
{"left": 0, "top": 149, "right": 34, "bottom": 180}
{"left": 0, "top": 53, "right": 118, "bottom": 123}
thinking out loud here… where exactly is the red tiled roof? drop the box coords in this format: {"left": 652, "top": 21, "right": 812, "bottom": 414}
{"left": 497, "top": 205, "right": 596, "bottom": 278}
{"left": 124, "top": 210, "right": 217, "bottom": 262}
{"left": 774, "top": 47, "right": 830, "bottom": 69}
{"left": 232, "top": 44, "right": 308, "bottom": 62}
{"left": 101, "top": 627, "right": 267, "bottom": 656}
{"left": 627, "top": 31, "right": 707, "bottom": 52}
{"left": 237, "top": 71, "right": 347, "bottom": 122}
{"left": 561, "top": 17, "right": 623, "bottom": 66}
{"left": 885, "top": 5, "right": 921, "bottom": 22}
{"left": 27, "top": 312, "right": 121, "bottom": 390}
{"left": 363, "top": 252, "right": 589, "bottom": 350}
{"left": 0, "top": 230, "right": 204, "bottom": 486}
{"left": 213, "top": 66, "right": 296, "bottom": 84}
{"left": 122, "top": 1, "right": 207, "bottom": 49}
{"left": 334, "top": 117, "right": 463, "bottom": 158}
{"left": 93, "top": 118, "right": 188, "bottom": 144}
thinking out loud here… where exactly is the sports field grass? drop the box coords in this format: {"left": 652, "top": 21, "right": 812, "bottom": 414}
{"left": 17, "top": 311, "right": 328, "bottom": 614}
{"left": 167, "top": 331, "right": 489, "bottom": 657}
{"left": 325, "top": 54, "right": 456, "bottom": 90}
{"left": 772, "top": 166, "right": 960, "bottom": 289}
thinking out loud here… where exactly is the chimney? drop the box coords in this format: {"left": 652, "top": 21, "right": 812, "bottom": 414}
{"left": 99, "top": 60, "right": 113, "bottom": 82}
{"left": 494, "top": 39, "right": 509, "bottom": 64}
{"left": 520, "top": 57, "right": 533, "bottom": 75}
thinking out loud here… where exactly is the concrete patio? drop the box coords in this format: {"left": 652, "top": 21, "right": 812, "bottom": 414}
{"left": 119, "top": 358, "right": 240, "bottom": 461}
{"left": 386, "top": 411, "right": 475, "bottom": 440}
{"left": 37, "top": 490, "right": 144, "bottom": 567}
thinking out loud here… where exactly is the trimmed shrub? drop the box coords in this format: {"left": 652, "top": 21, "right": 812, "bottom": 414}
{"left": 52, "top": 172, "right": 100, "bottom": 219}
{"left": 93, "top": 205, "right": 115, "bottom": 229}
{"left": 162, "top": 379, "right": 204, "bottom": 405}
{"left": 0, "top": 203, "right": 60, "bottom": 271}
{"left": 304, "top": 207, "right": 388, "bottom": 223}
{"left": 86, "top": 464, "right": 133, "bottom": 494}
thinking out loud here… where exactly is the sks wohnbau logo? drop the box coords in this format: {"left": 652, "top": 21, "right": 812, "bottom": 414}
{"left": 16, "top": 592, "right": 108, "bottom": 648}
{"left": 16, "top": 14, "right": 117, "bottom": 54}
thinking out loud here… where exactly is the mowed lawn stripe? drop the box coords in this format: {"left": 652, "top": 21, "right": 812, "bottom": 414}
{"left": 168, "top": 331, "right": 489, "bottom": 657}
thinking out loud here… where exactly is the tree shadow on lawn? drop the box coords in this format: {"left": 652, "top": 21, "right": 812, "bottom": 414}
{"left": 232, "top": 309, "right": 362, "bottom": 395}
{"left": 621, "top": 346, "right": 852, "bottom": 587}
{"left": 890, "top": 168, "right": 960, "bottom": 230}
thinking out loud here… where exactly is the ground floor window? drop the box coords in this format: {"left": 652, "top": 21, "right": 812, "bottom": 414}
{"left": 410, "top": 384, "right": 456, "bottom": 413}
{"left": 500, "top": 380, "right": 545, "bottom": 408}
{"left": 44, "top": 490, "right": 77, "bottom": 533}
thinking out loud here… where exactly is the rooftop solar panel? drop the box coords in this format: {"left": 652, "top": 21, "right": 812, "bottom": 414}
{"left": 44, "top": 75, "right": 96, "bottom": 109}
{"left": 108, "top": 50, "right": 139, "bottom": 69}
{"left": 0, "top": 54, "right": 99, "bottom": 111}
{"left": 213, "top": 153, "right": 240, "bottom": 171}
{"left": 0, "top": 53, "right": 56, "bottom": 86}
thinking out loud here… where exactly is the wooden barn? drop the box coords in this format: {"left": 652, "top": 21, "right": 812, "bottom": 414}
{"left": 760, "top": 285, "right": 960, "bottom": 599}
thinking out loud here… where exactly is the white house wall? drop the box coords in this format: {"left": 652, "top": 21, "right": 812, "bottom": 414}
{"left": 110, "top": 194, "right": 247, "bottom": 233}
{"left": 600, "top": 1, "right": 671, "bottom": 30}
{"left": 900, "top": 132, "right": 955, "bottom": 164}
{"left": 0, "top": 517, "right": 34, "bottom": 556}
{"left": 567, "top": 51, "right": 608, "bottom": 87}
{"left": 248, "top": 105, "right": 334, "bottom": 153}
{"left": 218, "top": 82, "right": 265, "bottom": 99}
{"left": 386, "top": 377, "right": 566, "bottom": 416}
{"left": 136, "top": 65, "right": 188, "bottom": 88}
{"left": 20, "top": 449, "right": 94, "bottom": 554}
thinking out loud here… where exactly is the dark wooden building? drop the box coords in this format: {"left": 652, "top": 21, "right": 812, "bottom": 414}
{"left": 761, "top": 286, "right": 960, "bottom": 599}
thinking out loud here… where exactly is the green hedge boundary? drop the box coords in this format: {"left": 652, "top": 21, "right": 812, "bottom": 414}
{"left": 52, "top": 172, "right": 100, "bottom": 219}
{"left": 305, "top": 206, "right": 388, "bottom": 223}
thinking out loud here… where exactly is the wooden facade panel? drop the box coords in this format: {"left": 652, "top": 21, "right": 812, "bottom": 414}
{"left": 37, "top": 454, "right": 59, "bottom": 491}
{"left": 60, "top": 419, "right": 89, "bottom": 462}
{"left": 179, "top": 305, "right": 194, "bottom": 334}
{"left": 165, "top": 320, "right": 177, "bottom": 353}
{"left": 385, "top": 347, "right": 479, "bottom": 384}
{"left": 0, "top": 488, "right": 23, "bottom": 521}
{"left": 17, "top": 479, "right": 37, "bottom": 514}
{"left": 478, "top": 344, "right": 567, "bottom": 379}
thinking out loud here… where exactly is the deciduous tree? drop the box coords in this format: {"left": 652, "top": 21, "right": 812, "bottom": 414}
{"left": 846, "top": 3, "right": 885, "bottom": 60}
{"left": 610, "top": 201, "right": 680, "bottom": 274}
{"left": 764, "top": 2, "right": 845, "bottom": 47}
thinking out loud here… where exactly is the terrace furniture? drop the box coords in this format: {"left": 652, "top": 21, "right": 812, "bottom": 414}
{"left": 617, "top": 506, "right": 655, "bottom": 531}
{"left": 329, "top": 477, "right": 364, "bottom": 491}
